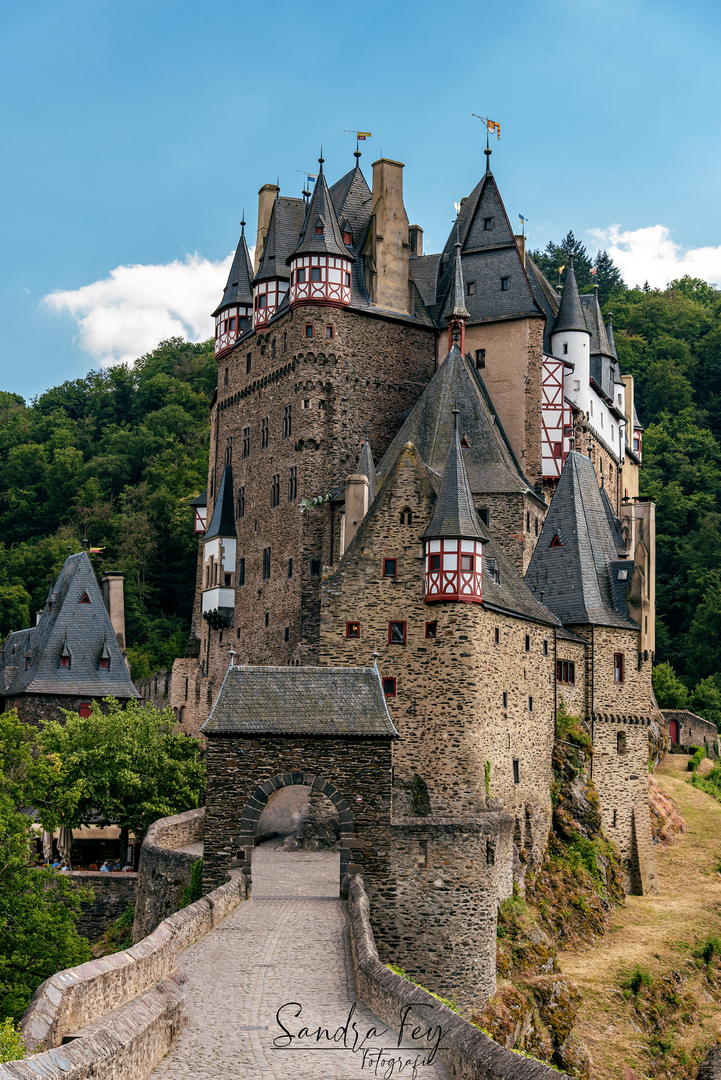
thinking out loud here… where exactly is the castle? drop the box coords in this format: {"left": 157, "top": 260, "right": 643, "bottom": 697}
{"left": 158, "top": 144, "right": 659, "bottom": 1005}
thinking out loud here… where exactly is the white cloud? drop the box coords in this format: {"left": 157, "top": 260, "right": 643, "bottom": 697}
{"left": 41, "top": 250, "right": 256, "bottom": 367}
{"left": 588, "top": 224, "right": 721, "bottom": 290}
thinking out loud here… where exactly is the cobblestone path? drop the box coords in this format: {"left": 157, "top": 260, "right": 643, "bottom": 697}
{"left": 150, "top": 844, "right": 450, "bottom": 1080}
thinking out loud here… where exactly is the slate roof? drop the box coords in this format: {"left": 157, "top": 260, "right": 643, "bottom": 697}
{"left": 410, "top": 255, "right": 441, "bottom": 308}
{"left": 254, "top": 196, "right": 306, "bottom": 284}
{"left": 606, "top": 313, "right": 619, "bottom": 360}
{"left": 357, "top": 438, "right": 378, "bottom": 503}
{"left": 553, "top": 261, "right": 589, "bottom": 335}
{"left": 205, "top": 464, "right": 236, "bottom": 541}
{"left": 190, "top": 489, "right": 207, "bottom": 508}
{"left": 600, "top": 486, "right": 627, "bottom": 555}
{"left": 581, "top": 291, "right": 612, "bottom": 357}
{"left": 329, "top": 157, "right": 372, "bottom": 258}
{"left": 289, "top": 160, "right": 355, "bottom": 263}
{"left": 481, "top": 534, "right": 560, "bottom": 626}
{"left": 441, "top": 241, "right": 470, "bottom": 323}
{"left": 212, "top": 223, "right": 254, "bottom": 317}
{"left": 525, "top": 451, "right": 638, "bottom": 629}
{"left": 422, "top": 410, "right": 485, "bottom": 541}
{"left": 377, "top": 346, "right": 535, "bottom": 497}
{"left": 0, "top": 552, "right": 139, "bottom": 699}
{"left": 202, "top": 664, "right": 398, "bottom": 737}
{"left": 435, "top": 155, "right": 542, "bottom": 326}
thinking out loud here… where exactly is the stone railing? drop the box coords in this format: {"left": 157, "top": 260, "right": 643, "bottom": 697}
{"left": 132, "top": 807, "right": 205, "bottom": 943}
{"left": 348, "top": 875, "right": 568, "bottom": 1080}
{"left": 0, "top": 874, "right": 246, "bottom": 1080}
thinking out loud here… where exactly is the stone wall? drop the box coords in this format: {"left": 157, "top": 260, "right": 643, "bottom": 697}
{"left": 568, "top": 625, "right": 653, "bottom": 716}
{"left": 473, "top": 492, "right": 547, "bottom": 576}
{"left": 203, "top": 734, "right": 392, "bottom": 908}
{"left": 132, "top": 807, "right": 204, "bottom": 944}
{"left": 68, "top": 871, "right": 138, "bottom": 941}
{"left": 135, "top": 670, "right": 171, "bottom": 710}
{"left": 555, "top": 636, "right": 587, "bottom": 718}
{"left": 663, "top": 709, "right": 720, "bottom": 755}
{"left": 348, "top": 874, "right": 569, "bottom": 1079}
{"left": 3, "top": 693, "right": 133, "bottom": 727}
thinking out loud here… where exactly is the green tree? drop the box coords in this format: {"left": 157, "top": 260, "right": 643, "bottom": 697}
{"left": 689, "top": 676, "right": 721, "bottom": 730}
{"left": 593, "top": 250, "right": 624, "bottom": 304}
{"left": 652, "top": 662, "right": 689, "bottom": 709}
{"left": 0, "top": 711, "right": 90, "bottom": 1020}
{"left": 0, "top": 585, "right": 30, "bottom": 638}
{"left": 41, "top": 699, "right": 205, "bottom": 854}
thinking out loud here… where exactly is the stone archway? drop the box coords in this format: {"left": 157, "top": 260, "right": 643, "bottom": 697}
{"left": 235, "top": 771, "right": 355, "bottom": 887}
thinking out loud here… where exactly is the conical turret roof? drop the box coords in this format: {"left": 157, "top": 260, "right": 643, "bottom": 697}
{"left": 581, "top": 288, "right": 613, "bottom": 356}
{"left": 422, "top": 410, "right": 486, "bottom": 541}
{"left": 329, "top": 155, "right": 372, "bottom": 255}
{"left": 205, "top": 463, "right": 236, "bottom": 541}
{"left": 441, "top": 240, "right": 469, "bottom": 322}
{"left": 553, "top": 260, "right": 589, "bottom": 335}
{"left": 288, "top": 158, "right": 356, "bottom": 263}
{"left": 212, "top": 222, "right": 254, "bottom": 317}
{"left": 255, "top": 196, "right": 306, "bottom": 284}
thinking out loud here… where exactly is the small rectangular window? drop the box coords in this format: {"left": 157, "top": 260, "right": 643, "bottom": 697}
{"left": 283, "top": 404, "right": 292, "bottom": 439}
{"left": 246, "top": 353, "right": 252, "bottom": 374}
{"left": 236, "top": 486, "right": 245, "bottom": 518}
{"left": 238, "top": 558, "right": 245, "bottom": 586}
{"left": 223, "top": 367, "right": 229, "bottom": 386}
{"left": 305, "top": 324, "right": 313, "bottom": 338}
{"left": 563, "top": 342, "right": 568, "bottom": 355}
{"left": 311, "top": 266, "right": 322, "bottom": 282}
{"left": 264, "top": 611, "right": 269, "bottom": 627}
{"left": 297, "top": 268, "right": 306, "bottom": 283}
{"left": 525, "top": 634, "right": 530, "bottom": 652}
{"left": 284, "top": 627, "right": 289, "bottom": 642}
{"left": 262, "top": 547, "right": 271, "bottom": 581}
{"left": 529, "top": 696, "right": 533, "bottom": 711}
{"left": 100, "top": 657, "right": 109, "bottom": 670}
{"left": 270, "top": 474, "right": 280, "bottom": 508}
{"left": 513, "top": 759, "right": 520, "bottom": 784}
{"left": 483, "top": 217, "right": 493, "bottom": 231}
{"left": 466, "top": 281, "right": 476, "bottom": 296}
{"left": 325, "top": 325, "right": 334, "bottom": 339}
{"left": 388, "top": 621, "right": 406, "bottom": 645}
{"left": 383, "top": 558, "right": 397, "bottom": 578}
{"left": 503, "top": 691, "right": 508, "bottom": 708}
{"left": 475, "top": 349, "right": 485, "bottom": 369}
{"left": 261, "top": 416, "right": 269, "bottom": 449}
{"left": 430, "top": 552, "right": 441, "bottom": 570}
{"left": 494, "top": 627, "right": 500, "bottom": 644}
{"left": 383, "top": 677, "right": 396, "bottom": 697}
{"left": 61, "top": 656, "right": 70, "bottom": 668}
{"left": 346, "top": 621, "right": 360, "bottom": 639}
{"left": 543, "top": 639, "right": 549, "bottom": 656}
{"left": 501, "top": 277, "right": 510, "bottom": 291}
{"left": 271, "top": 338, "right": 276, "bottom": 359}
{"left": 229, "top": 317, "right": 235, "bottom": 331}
{"left": 242, "top": 426, "right": 250, "bottom": 458}
{"left": 345, "top": 272, "right": 351, "bottom": 286}
{"left": 425, "top": 621, "right": 437, "bottom": 639}
{"left": 287, "top": 558, "right": 293, "bottom": 579}
{"left": 79, "top": 701, "right": 92, "bottom": 718}
{"left": 460, "top": 553, "right": 474, "bottom": 571}
{"left": 288, "top": 466, "right": 297, "bottom": 501}
{"left": 614, "top": 653, "right": 624, "bottom": 683}
{"left": 477, "top": 507, "right": 489, "bottom": 526}
{"left": 310, "top": 559, "right": 321, "bottom": 578}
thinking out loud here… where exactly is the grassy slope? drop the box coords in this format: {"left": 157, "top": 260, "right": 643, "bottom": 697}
{"left": 557, "top": 753, "right": 721, "bottom": 1078}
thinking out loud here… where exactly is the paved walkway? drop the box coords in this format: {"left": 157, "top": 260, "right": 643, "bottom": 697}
{"left": 150, "top": 843, "right": 450, "bottom": 1080}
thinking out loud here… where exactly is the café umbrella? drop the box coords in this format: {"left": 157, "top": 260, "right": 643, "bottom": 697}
{"left": 58, "top": 825, "right": 73, "bottom": 867}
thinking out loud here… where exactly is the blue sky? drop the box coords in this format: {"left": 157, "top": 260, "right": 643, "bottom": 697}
{"left": 2, "top": 0, "right": 720, "bottom": 400}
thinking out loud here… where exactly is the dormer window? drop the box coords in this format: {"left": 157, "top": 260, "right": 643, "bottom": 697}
{"left": 315, "top": 226, "right": 323, "bottom": 235}
{"left": 466, "top": 282, "right": 476, "bottom": 296}
{"left": 61, "top": 656, "right": 70, "bottom": 668}
{"left": 550, "top": 533, "right": 563, "bottom": 548}
{"left": 25, "top": 657, "right": 31, "bottom": 670}
{"left": 500, "top": 277, "right": 510, "bottom": 291}
{"left": 344, "top": 230, "right": 352, "bottom": 245}
{"left": 483, "top": 217, "right": 494, "bottom": 231}
{"left": 100, "top": 657, "right": 109, "bottom": 670}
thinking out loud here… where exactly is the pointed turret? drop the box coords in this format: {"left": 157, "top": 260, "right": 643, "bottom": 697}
{"left": 253, "top": 194, "right": 305, "bottom": 328}
{"left": 357, "top": 437, "right": 377, "bottom": 504}
{"left": 212, "top": 220, "right": 254, "bottom": 357}
{"left": 606, "top": 312, "right": 618, "bottom": 360}
{"left": 288, "top": 155, "right": 355, "bottom": 310}
{"left": 553, "top": 259, "right": 588, "bottom": 335}
{"left": 581, "top": 286, "right": 615, "bottom": 398}
{"left": 441, "top": 237, "right": 469, "bottom": 353}
{"left": 202, "top": 463, "right": 236, "bottom": 629}
{"left": 552, "top": 260, "right": 591, "bottom": 415}
{"left": 423, "top": 409, "right": 486, "bottom": 605}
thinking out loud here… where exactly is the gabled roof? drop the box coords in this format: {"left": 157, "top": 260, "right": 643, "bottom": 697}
{"left": 525, "top": 451, "right": 639, "bottom": 629}
{"left": 212, "top": 222, "right": 253, "bottom": 317}
{"left": 422, "top": 410, "right": 485, "bottom": 541}
{"left": 202, "top": 664, "right": 397, "bottom": 737}
{"left": 357, "top": 438, "right": 377, "bottom": 504}
{"left": 288, "top": 160, "right": 355, "bottom": 263}
{"left": 190, "top": 488, "right": 207, "bottom": 508}
{"left": 254, "top": 196, "right": 305, "bottom": 283}
{"left": 525, "top": 255, "right": 560, "bottom": 353}
{"left": 435, "top": 154, "right": 541, "bottom": 325}
{"left": 441, "top": 240, "right": 469, "bottom": 323}
{"left": 553, "top": 261, "right": 589, "bottom": 335}
{"left": 0, "top": 552, "right": 139, "bottom": 699}
{"left": 329, "top": 157, "right": 372, "bottom": 257}
{"left": 376, "top": 345, "right": 534, "bottom": 497}
{"left": 205, "top": 463, "right": 236, "bottom": 541}
{"left": 409, "top": 254, "right": 441, "bottom": 308}
{"left": 581, "top": 290, "right": 613, "bottom": 356}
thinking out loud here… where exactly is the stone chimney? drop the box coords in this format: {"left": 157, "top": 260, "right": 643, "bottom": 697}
{"left": 341, "top": 475, "right": 370, "bottom": 556}
{"left": 254, "top": 184, "right": 280, "bottom": 274}
{"left": 101, "top": 572, "right": 127, "bottom": 656}
{"left": 366, "top": 159, "right": 410, "bottom": 314}
{"left": 409, "top": 224, "right": 423, "bottom": 257}
{"left": 514, "top": 234, "right": 526, "bottom": 265}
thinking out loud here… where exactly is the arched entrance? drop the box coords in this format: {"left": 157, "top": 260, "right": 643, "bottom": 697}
{"left": 235, "top": 771, "right": 355, "bottom": 888}
{"left": 669, "top": 718, "right": 679, "bottom": 744}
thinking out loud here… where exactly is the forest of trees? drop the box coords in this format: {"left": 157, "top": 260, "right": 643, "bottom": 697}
{"left": 1, "top": 244, "right": 721, "bottom": 718}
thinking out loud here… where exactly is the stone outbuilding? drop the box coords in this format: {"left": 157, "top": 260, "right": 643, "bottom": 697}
{"left": 663, "top": 709, "right": 720, "bottom": 756}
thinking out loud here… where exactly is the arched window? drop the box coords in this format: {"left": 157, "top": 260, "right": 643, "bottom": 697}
{"left": 400, "top": 506, "right": 413, "bottom": 526}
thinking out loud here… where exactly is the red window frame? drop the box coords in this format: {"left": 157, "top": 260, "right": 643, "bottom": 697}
{"left": 614, "top": 653, "right": 624, "bottom": 683}
{"left": 79, "top": 701, "right": 92, "bottom": 718}
{"left": 430, "top": 553, "right": 441, "bottom": 571}
{"left": 346, "top": 621, "right": 360, "bottom": 639}
{"left": 383, "top": 558, "right": 397, "bottom": 578}
{"left": 425, "top": 621, "right": 437, "bottom": 639}
{"left": 388, "top": 621, "right": 406, "bottom": 645}
{"left": 382, "top": 677, "right": 396, "bottom": 697}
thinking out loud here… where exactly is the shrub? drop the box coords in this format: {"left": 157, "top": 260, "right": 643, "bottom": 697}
{"left": 0, "top": 1018, "right": 24, "bottom": 1064}
{"left": 620, "top": 964, "right": 653, "bottom": 995}
{"left": 688, "top": 746, "right": 706, "bottom": 772}
{"left": 181, "top": 859, "right": 203, "bottom": 907}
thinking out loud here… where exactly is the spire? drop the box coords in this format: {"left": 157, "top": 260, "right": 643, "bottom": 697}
{"left": 358, "top": 436, "right": 378, "bottom": 504}
{"left": 485, "top": 147, "right": 492, "bottom": 175}
{"left": 212, "top": 221, "right": 254, "bottom": 317}
{"left": 288, "top": 156, "right": 356, "bottom": 264}
{"left": 442, "top": 236, "right": 470, "bottom": 323}
{"left": 205, "top": 463, "right": 236, "bottom": 541}
{"left": 423, "top": 410, "right": 486, "bottom": 541}
{"left": 606, "top": 312, "right": 618, "bottom": 360}
{"left": 553, "top": 258, "right": 589, "bottom": 335}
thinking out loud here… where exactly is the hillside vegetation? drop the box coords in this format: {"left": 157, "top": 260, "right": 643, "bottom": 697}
{"left": 2, "top": 256, "right": 721, "bottom": 698}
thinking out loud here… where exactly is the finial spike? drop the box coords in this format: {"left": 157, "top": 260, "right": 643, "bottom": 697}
{"left": 229, "top": 646, "right": 236, "bottom": 668}
{"left": 484, "top": 147, "right": 492, "bottom": 173}
{"left": 371, "top": 650, "right": 379, "bottom": 670}
{"left": 318, "top": 145, "right": 324, "bottom": 166}
{"left": 240, "top": 211, "right": 246, "bottom": 230}
{"left": 452, "top": 407, "right": 460, "bottom": 431}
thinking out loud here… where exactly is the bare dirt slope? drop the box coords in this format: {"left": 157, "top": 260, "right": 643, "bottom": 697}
{"left": 557, "top": 753, "right": 721, "bottom": 1078}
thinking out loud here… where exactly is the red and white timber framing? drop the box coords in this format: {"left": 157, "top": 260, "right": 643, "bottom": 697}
{"left": 289, "top": 255, "right": 352, "bottom": 308}
{"left": 541, "top": 353, "right": 573, "bottom": 479}
{"left": 253, "top": 280, "right": 289, "bottom": 329}
{"left": 214, "top": 305, "right": 252, "bottom": 358}
{"left": 424, "top": 538, "right": 484, "bottom": 604}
